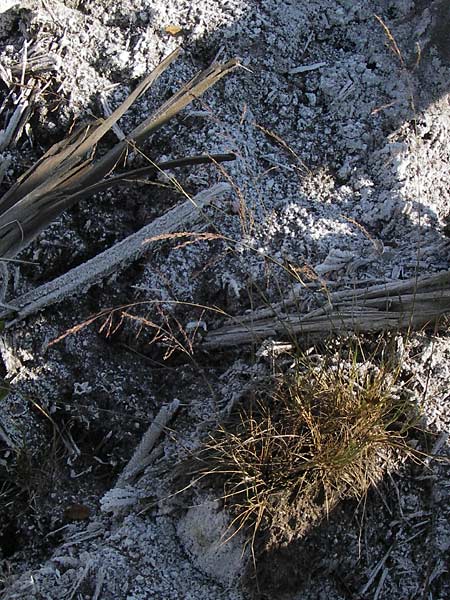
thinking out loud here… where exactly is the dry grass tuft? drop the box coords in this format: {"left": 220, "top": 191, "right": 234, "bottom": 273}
{"left": 195, "top": 342, "right": 420, "bottom": 556}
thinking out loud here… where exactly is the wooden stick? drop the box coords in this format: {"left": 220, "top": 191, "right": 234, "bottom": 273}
{"left": 202, "top": 271, "right": 450, "bottom": 348}
{"left": 1, "top": 183, "right": 230, "bottom": 326}
{"left": 116, "top": 398, "right": 180, "bottom": 487}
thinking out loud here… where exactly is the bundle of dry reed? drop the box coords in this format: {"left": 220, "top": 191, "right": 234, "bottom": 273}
{"left": 0, "top": 48, "right": 238, "bottom": 259}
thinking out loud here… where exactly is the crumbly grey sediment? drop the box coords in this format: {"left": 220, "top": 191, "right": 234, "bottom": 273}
{"left": 0, "top": 1, "right": 449, "bottom": 599}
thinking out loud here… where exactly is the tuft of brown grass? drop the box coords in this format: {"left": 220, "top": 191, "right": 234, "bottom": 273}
{"left": 194, "top": 342, "right": 421, "bottom": 557}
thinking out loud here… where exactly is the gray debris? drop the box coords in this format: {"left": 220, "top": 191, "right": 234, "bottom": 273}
{"left": 0, "top": 1, "right": 449, "bottom": 599}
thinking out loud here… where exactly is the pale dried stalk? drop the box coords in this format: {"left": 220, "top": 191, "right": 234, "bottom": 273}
{"left": 91, "top": 566, "right": 105, "bottom": 600}
{"left": 203, "top": 271, "right": 450, "bottom": 348}
{"left": 116, "top": 398, "right": 180, "bottom": 488}
{"left": 0, "top": 183, "right": 230, "bottom": 326}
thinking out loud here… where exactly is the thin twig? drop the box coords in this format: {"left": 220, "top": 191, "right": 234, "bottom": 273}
{"left": 116, "top": 398, "right": 180, "bottom": 487}
{"left": 360, "top": 545, "right": 393, "bottom": 596}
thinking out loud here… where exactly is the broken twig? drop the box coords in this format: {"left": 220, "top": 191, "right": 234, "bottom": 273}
{"left": 116, "top": 398, "right": 180, "bottom": 488}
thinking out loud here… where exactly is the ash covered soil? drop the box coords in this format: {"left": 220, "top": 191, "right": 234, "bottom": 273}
{"left": 0, "top": 0, "right": 449, "bottom": 598}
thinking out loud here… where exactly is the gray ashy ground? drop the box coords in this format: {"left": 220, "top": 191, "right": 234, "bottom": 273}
{"left": 0, "top": 0, "right": 449, "bottom": 598}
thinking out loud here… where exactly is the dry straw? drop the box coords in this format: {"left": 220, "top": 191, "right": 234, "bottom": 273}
{"left": 194, "top": 342, "right": 421, "bottom": 567}
{"left": 0, "top": 48, "right": 238, "bottom": 260}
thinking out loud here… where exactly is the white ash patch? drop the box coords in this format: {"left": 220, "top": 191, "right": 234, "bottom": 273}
{"left": 3, "top": 513, "right": 248, "bottom": 599}
{"left": 0, "top": 1, "right": 450, "bottom": 599}
{"left": 407, "top": 332, "right": 450, "bottom": 432}
{"left": 177, "top": 496, "right": 247, "bottom": 587}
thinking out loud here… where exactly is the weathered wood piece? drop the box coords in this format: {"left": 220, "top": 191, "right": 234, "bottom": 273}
{"left": 1, "top": 183, "right": 230, "bottom": 325}
{"left": 116, "top": 398, "right": 180, "bottom": 488}
{"left": 203, "top": 271, "right": 450, "bottom": 348}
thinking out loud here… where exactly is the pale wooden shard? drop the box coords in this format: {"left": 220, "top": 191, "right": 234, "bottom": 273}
{"left": 1, "top": 183, "right": 230, "bottom": 326}
{"left": 289, "top": 61, "right": 327, "bottom": 74}
{"left": 101, "top": 398, "right": 180, "bottom": 515}
{"left": 116, "top": 397, "right": 180, "bottom": 488}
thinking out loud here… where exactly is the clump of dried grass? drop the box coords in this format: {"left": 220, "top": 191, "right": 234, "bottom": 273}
{"left": 195, "top": 343, "right": 420, "bottom": 553}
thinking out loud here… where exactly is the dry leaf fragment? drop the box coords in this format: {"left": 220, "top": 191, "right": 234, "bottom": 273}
{"left": 164, "top": 24, "right": 183, "bottom": 36}
{"left": 0, "top": 49, "right": 239, "bottom": 259}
